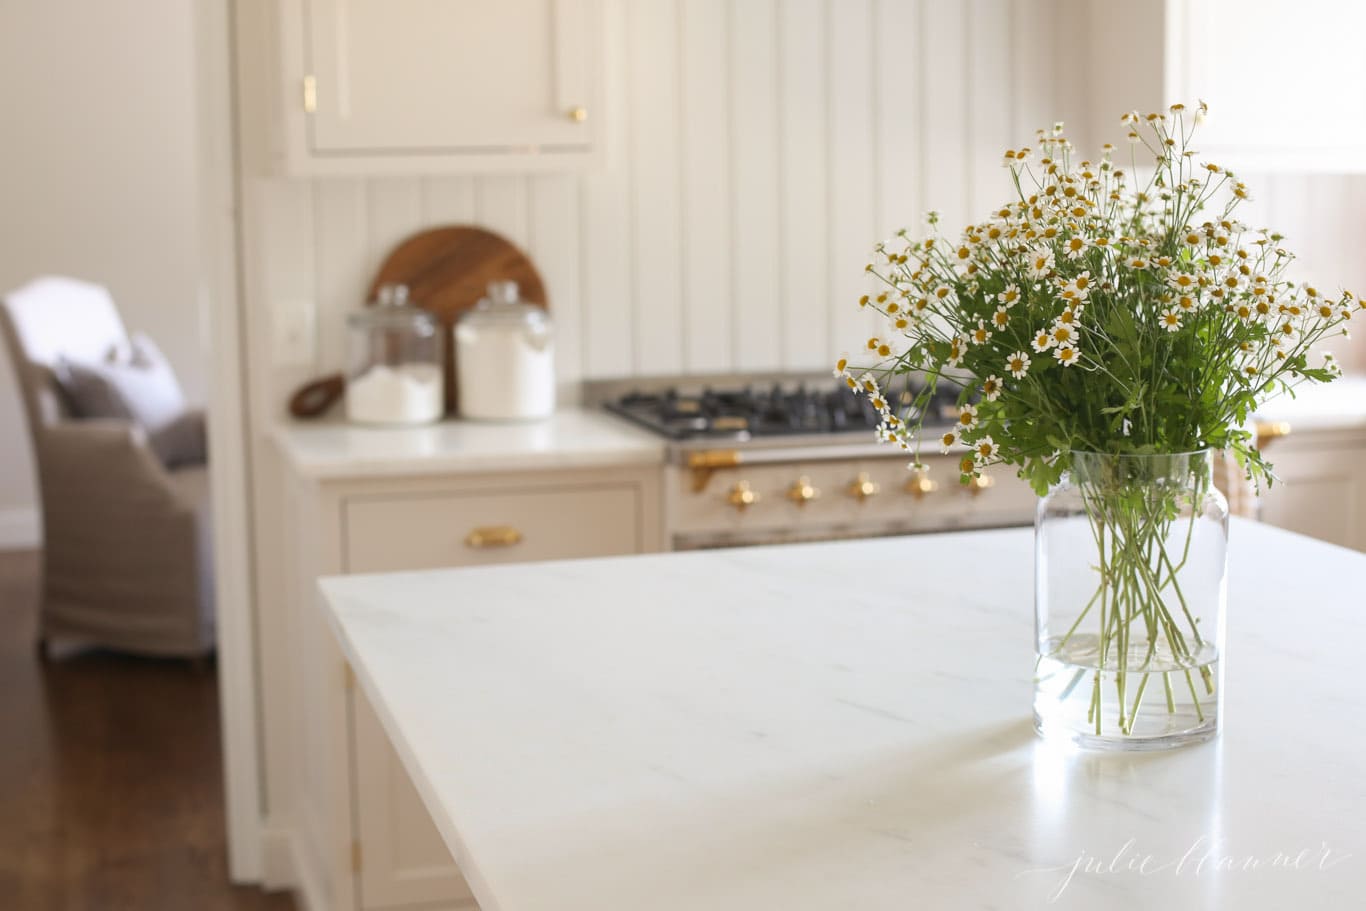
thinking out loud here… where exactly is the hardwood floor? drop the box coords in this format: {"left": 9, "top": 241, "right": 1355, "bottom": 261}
{"left": 0, "top": 549, "right": 294, "bottom": 911}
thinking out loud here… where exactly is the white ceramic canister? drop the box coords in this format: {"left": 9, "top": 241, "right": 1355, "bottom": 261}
{"left": 454, "top": 281, "right": 555, "bottom": 420}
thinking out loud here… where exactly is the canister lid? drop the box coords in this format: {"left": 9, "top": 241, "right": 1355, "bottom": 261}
{"left": 347, "top": 284, "right": 439, "bottom": 332}
{"left": 460, "top": 281, "right": 550, "bottom": 329}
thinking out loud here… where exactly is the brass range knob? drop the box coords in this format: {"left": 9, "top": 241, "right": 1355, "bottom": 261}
{"left": 905, "top": 469, "right": 939, "bottom": 500}
{"left": 727, "top": 480, "right": 759, "bottom": 511}
{"left": 847, "top": 472, "right": 880, "bottom": 502}
{"left": 967, "top": 474, "right": 995, "bottom": 496}
{"left": 786, "top": 476, "right": 820, "bottom": 506}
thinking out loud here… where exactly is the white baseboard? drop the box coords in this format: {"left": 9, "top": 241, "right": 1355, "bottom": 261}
{"left": 0, "top": 506, "right": 40, "bottom": 550}
{"left": 260, "top": 823, "right": 318, "bottom": 911}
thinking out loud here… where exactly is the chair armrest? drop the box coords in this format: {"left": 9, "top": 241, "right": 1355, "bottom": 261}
{"left": 38, "top": 418, "right": 183, "bottom": 513}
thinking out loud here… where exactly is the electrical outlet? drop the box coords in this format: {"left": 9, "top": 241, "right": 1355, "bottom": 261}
{"left": 274, "top": 298, "right": 316, "bottom": 366}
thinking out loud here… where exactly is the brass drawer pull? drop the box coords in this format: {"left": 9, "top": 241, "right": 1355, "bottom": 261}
{"left": 465, "top": 526, "right": 524, "bottom": 549}
{"left": 1254, "top": 420, "right": 1291, "bottom": 451}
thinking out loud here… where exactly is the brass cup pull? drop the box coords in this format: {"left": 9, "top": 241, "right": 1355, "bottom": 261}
{"left": 967, "top": 474, "right": 995, "bottom": 496}
{"left": 465, "top": 526, "right": 524, "bottom": 549}
{"left": 905, "top": 471, "right": 939, "bottom": 500}
{"left": 847, "top": 472, "right": 880, "bottom": 501}
{"left": 786, "top": 476, "right": 820, "bottom": 506}
{"left": 727, "top": 480, "right": 759, "bottom": 511}
{"left": 568, "top": 106, "right": 589, "bottom": 123}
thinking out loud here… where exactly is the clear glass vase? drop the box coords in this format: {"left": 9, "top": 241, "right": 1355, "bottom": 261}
{"left": 1034, "top": 450, "right": 1229, "bottom": 750}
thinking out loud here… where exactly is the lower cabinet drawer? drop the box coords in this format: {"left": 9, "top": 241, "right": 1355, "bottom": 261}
{"left": 344, "top": 483, "right": 642, "bottom": 573}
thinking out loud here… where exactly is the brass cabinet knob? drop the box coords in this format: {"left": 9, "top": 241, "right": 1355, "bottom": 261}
{"left": 847, "top": 472, "right": 880, "bottom": 501}
{"left": 465, "top": 526, "right": 523, "bottom": 549}
{"left": 967, "top": 474, "right": 995, "bottom": 497}
{"left": 568, "top": 106, "right": 589, "bottom": 123}
{"left": 727, "top": 480, "right": 759, "bottom": 511}
{"left": 904, "top": 470, "right": 939, "bottom": 500}
{"left": 786, "top": 476, "right": 820, "bottom": 506}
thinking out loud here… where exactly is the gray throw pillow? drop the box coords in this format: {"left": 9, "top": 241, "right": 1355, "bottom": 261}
{"left": 57, "top": 332, "right": 202, "bottom": 466}
{"left": 148, "top": 408, "right": 208, "bottom": 468}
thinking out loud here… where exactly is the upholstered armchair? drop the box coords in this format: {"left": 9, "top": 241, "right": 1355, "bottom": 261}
{"left": 0, "top": 276, "right": 214, "bottom": 657}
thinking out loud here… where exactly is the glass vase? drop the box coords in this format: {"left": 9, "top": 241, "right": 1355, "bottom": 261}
{"left": 1034, "top": 450, "right": 1229, "bottom": 750}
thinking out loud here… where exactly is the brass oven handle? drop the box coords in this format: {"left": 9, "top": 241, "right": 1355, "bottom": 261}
{"left": 786, "top": 476, "right": 820, "bottom": 506}
{"left": 727, "top": 480, "right": 759, "bottom": 511}
{"left": 967, "top": 474, "right": 995, "bottom": 496}
{"left": 905, "top": 470, "right": 939, "bottom": 500}
{"left": 847, "top": 472, "right": 880, "bottom": 501}
{"left": 465, "top": 526, "right": 524, "bottom": 549}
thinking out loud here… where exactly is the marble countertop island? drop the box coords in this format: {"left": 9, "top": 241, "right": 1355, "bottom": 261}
{"left": 320, "top": 521, "right": 1366, "bottom": 910}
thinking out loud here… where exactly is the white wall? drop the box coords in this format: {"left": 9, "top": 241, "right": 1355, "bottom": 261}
{"left": 0, "top": 0, "right": 206, "bottom": 548}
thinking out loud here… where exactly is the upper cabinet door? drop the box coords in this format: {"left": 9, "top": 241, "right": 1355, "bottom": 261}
{"left": 281, "top": 0, "right": 601, "bottom": 174}
{"left": 1170, "top": 0, "right": 1366, "bottom": 171}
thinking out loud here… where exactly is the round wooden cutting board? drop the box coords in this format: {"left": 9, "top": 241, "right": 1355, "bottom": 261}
{"left": 367, "top": 226, "right": 548, "bottom": 414}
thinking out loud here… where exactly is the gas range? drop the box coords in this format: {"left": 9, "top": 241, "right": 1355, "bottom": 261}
{"left": 586, "top": 372, "right": 1034, "bottom": 550}
{"left": 591, "top": 372, "right": 961, "bottom": 450}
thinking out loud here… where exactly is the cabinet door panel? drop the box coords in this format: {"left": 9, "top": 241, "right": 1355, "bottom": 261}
{"left": 354, "top": 686, "right": 478, "bottom": 908}
{"left": 1258, "top": 448, "right": 1362, "bottom": 550}
{"left": 343, "top": 483, "right": 640, "bottom": 573}
{"left": 306, "top": 0, "right": 592, "bottom": 153}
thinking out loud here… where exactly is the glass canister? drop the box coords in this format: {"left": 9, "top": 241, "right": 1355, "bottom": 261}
{"left": 455, "top": 281, "right": 555, "bottom": 421}
{"left": 345, "top": 284, "right": 444, "bottom": 425}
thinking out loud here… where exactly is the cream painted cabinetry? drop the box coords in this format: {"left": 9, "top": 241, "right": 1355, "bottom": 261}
{"left": 1256, "top": 426, "right": 1366, "bottom": 552}
{"left": 284, "top": 465, "right": 662, "bottom": 911}
{"left": 272, "top": 0, "right": 603, "bottom": 175}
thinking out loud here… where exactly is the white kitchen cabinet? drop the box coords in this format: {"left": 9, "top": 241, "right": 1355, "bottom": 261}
{"left": 274, "top": 0, "right": 603, "bottom": 175}
{"left": 1256, "top": 426, "right": 1366, "bottom": 551}
{"left": 1077, "top": 0, "right": 1366, "bottom": 172}
{"left": 284, "top": 464, "right": 663, "bottom": 911}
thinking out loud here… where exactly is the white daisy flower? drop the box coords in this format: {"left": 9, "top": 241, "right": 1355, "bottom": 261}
{"left": 956, "top": 403, "right": 979, "bottom": 430}
{"left": 1060, "top": 272, "right": 1092, "bottom": 301}
{"left": 945, "top": 336, "right": 966, "bottom": 367}
{"left": 1063, "top": 236, "right": 1089, "bottom": 260}
{"left": 1050, "top": 322, "right": 1077, "bottom": 347}
{"left": 1159, "top": 308, "right": 1182, "bottom": 331}
{"left": 832, "top": 353, "right": 850, "bottom": 378}
{"left": 1167, "top": 272, "right": 1198, "bottom": 292}
{"left": 938, "top": 429, "right": 960, "bottom": 453}
{"left": 997, "top": 284, "right": 1022, "bottom": 308}
{"left": 1053, "top": 344, "right": 1080, "bottom": 366}
{"left": 981, "top": 375, "right": 1003, "bottom": 402}
{"left": 969, "top": 321, "right": 992, "bottom": 346}
{"left": 972, "top": 436, "right": 1000, "bottom": 461}
{"left": 1006, "top": 351, "right": 1032, "bottom": 379}
{"left": 1026, "top": 247, "right": 1055, "bottom": 278}
{"left": 1031, "top": 329, "right": 1055, "bottom": 352}
{"left": 992, "top": 306, "right": 1011, "bottom": 329}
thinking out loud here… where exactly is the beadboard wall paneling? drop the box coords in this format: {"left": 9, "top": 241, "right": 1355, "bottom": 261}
{"left": 245, "top": 0, "right": 1078, "bottom": 408}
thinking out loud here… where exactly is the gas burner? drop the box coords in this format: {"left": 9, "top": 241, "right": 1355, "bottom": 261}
{"left": 602, "top": 376, "right": 959, "bottom": 442}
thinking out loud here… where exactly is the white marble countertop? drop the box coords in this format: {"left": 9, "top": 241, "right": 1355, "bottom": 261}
{"left": 320, "top": 521, "right": 1366, "bottom": 910}
{"left": 273, "top": 408, "right": 666, "bottom": 479}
